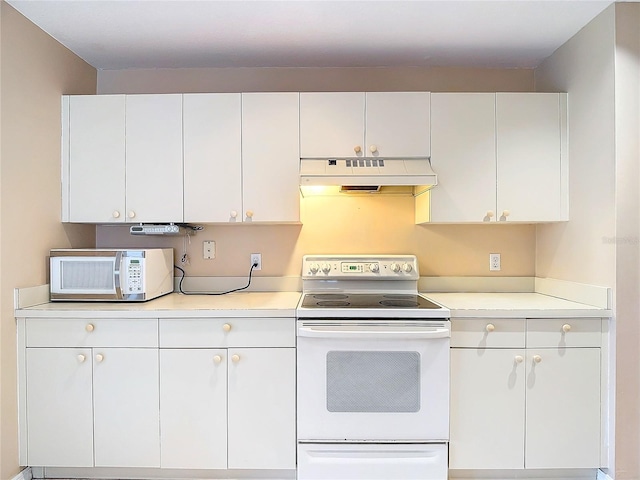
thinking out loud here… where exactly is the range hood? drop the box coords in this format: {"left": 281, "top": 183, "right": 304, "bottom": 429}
{"left": 299, "top": 157, "right": 437, "bottom": 194}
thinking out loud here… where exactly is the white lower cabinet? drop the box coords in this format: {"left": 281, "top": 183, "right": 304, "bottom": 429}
{"left": 159, "top": 317, "right": 296, "bottom": 470}
{"left": 450, "top": 318, "right": 602, "bottom": 470}
{"left": 22, "top": 318, "right": 160, "bottom": 468}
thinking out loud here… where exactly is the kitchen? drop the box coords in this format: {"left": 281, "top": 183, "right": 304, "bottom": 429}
{"left": 1, "top": 2, "right": 639, "bottom": 480}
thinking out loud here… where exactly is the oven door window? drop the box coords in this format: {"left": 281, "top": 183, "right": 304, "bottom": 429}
{"left": 327, "top": 351, "right": 420, "bottom": 413}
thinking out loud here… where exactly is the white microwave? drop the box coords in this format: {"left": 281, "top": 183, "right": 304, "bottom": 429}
{"left": 50, "top": 248, "right": 174, "bottom": 302}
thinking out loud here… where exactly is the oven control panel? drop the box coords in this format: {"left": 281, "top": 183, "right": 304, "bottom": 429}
{"left": 302, "top": 255, "right": 419, "bottom": 279}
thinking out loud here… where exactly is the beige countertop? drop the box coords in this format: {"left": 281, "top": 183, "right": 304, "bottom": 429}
{"left": 15, "top": 291, "right": 302, "bottom": 319}
{"left": 423, "top": 292, "right": 611, "bottom": 318}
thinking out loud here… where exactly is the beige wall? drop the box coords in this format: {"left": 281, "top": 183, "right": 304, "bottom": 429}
{"left": 536, "top": 4, "right": 640, "bottom": 479}
{"left": 0, "top": 2, "right": 97, "bottom": 477}
{"left": 613, "top": 4, "right": 640, "bottom": 478}
{"left": 98, "top": 65, "right": 533, "bottom": 94}
{"left": 96, "top": 66, "right": 537, "bottom": 278}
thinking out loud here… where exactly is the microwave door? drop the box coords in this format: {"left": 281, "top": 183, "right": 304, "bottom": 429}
{"left": 50, "top": 253, "right": 120, "bottom": 300}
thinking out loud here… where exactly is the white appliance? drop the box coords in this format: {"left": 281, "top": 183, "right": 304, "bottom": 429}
{"left": 296, "top": 254, "right": 451, "bottom": 480}
{"left": 49, "top": 248, "right": 174, "bottom": 302}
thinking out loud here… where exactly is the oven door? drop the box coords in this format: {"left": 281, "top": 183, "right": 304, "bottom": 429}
{"left": 296, "top": 320, "right": 450, "bottom": 442}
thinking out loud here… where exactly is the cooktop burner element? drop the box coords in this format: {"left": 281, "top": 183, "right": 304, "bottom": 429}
{"left": 301, "top": 293, "right": 442, "bottom": 309}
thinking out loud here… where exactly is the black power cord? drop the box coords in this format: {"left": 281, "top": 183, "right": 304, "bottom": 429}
{"left": 174, "top": 263, "right": 258, "bottom": 296}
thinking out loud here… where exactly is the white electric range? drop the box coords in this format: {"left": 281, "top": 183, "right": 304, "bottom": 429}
{"left": 296, "top": 254, "right": 451, "bottom": 480}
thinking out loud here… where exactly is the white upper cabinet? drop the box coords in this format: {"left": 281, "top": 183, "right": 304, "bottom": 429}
{"left": 125, "top": 94, "right": 184, "bottom": 223}
{"left": 65, "top": 95, "right": 126, "bottom": 223}
{"left": 64, "top": 94, "right": 184, "bottom": 223}
{"left": 300, "top": 92, "right": 430, "bottom": 158}
{"left": 423, "top": 92, "right": 567, "bottom": 223}
{"left": 183, "top": 93, "right": 242, "bottom": 223}
{"left": 242, "top": 92, "right": 300, "bottom": 223}
{"left": 429, "top": 93, "right": 497, "bottom": 223}
{"left": 365, "top": 92, "right": 430, "bottom": 157}
{"left": 300, "top": 92, "right": 365, "bottom": 158}
{"left": 496, "top": 93, "right": 566, "bottom": 222}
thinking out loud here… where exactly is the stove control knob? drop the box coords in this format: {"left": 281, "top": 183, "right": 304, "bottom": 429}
{"left": 369, "top": 263, "right": 379, "bottom": 273}
{"left": 390, "top": 263, "right": 401, "bottom": 273}
{"left": 321, "top": 263, "right": 331, "bottom": 273}
{"left": 309, "top": 263, "right": 320, "bottom": 274}
{"left": 402, "top": 263, "right": 413, "bottom": 273}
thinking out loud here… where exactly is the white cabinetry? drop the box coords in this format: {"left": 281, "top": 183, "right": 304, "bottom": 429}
{"left": 183, "top": 93, "right": 242, "bottom": 223}
{"left": 159, "top": 317, "right": 296, "bottom": 470}
{"left": 300, "top": 92, "right": 430, "bottom": 158}
{"left": 450, "top": 318, "right": 601, "bottom": 470}
{"left": 424, "top": 92, "right": 567, "bottom": 223}
{"left": 21, "top": 318, "right": 159, "bottom": 468}
{"left": 63, "top": 94, "right": 183, "bottom": 223}
{"left": 125, "top": 94, "right": 183, "bottom": 223}
{"left": 241, "top": 93, "right": 300, "bottom": 223}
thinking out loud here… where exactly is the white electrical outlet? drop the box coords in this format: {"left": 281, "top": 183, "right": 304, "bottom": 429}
{"left": 489, "top": 253, "right": 501, "bottom": 271}
{"left": 251, "top": 253, "right": 262, "bottom": 271}
{"left": 203, "top": 241, "right": 215, "bottom": 259}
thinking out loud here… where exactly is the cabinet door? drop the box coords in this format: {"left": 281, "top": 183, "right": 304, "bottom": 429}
{"left": 228, "top": 348, "right": 296, "bottom": 469}
{"left": 300, "top": 92, "right": 365, "bottom": 158}
{"left": 496, "top": 93, "right": 563, "bottom": 222}
{"left": 125, "top": 94, "right": 183, "bottom": 223}
{"left": 93, "top": 348, "right": 160, "bottom": 467}
{"left": 365, "top": 92, "right": 430, "bottom": 157}
{"left": 449, "top": 348, "right": 525, "bottom": 469}
{"left": 430, "top": 93, "right": 497, "bottom": 222}
{"left": 160, "top": 349, "right": 227, "bottom": 469}
{"left": 525, "top": 348, "right": 601, "bottom": 468}
{"left": 25, "top": 348, "right": 94, "bottom": 467}
{"left": 183, "top": 93, "right": 242, "bottom": 223}
{"left": 242, "top": 93, "right": 300, "bottom": 222}
{"left": 67, "top": 95, "right": 126, "bottom": 223}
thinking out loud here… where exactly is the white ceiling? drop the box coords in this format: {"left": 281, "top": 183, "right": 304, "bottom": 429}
{"left": 6, "top": 0, "right": 614, "bottom": 70}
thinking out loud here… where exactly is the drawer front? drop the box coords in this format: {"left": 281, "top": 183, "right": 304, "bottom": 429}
{"left": 160, "top": 317, "right": 295, "bottom": 348}
{"left": 25, "top": 318, "right": 158, "bottom": 347}
{"left": 451, "top": 318, "right": 525, "bottom": 348}
{"left": 526, "top": 318, "right": 602, "bottom": 348}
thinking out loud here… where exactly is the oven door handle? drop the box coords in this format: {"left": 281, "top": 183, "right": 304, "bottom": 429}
{"left": 297, "top": 327, "right": 450, "bottom": 339}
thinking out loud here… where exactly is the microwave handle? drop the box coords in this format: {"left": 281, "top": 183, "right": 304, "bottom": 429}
{"left": 114, "top": 251, "right": 124, "bottom": 299}
{"left": 297, "top": 327, "right": 450, "bottom": 340}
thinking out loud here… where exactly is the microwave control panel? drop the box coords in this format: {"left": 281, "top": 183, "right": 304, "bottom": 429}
{"left": 124, "top": 258, "right": 144, "bottom": 293}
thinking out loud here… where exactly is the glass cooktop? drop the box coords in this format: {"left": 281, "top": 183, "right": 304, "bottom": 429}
{"left": 301, "top": 294, "right": 443, "bottom": 309}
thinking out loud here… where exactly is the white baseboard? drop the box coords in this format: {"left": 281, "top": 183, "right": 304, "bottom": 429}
{"left": 11, "top": 467, "right": 33, "bottom": 480}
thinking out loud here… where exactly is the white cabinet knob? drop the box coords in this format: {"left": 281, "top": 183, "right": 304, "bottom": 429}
{"left": 486, "top": 211, "right": 495, "bottom": 219}
{"left": 502, "top": 210, "right": 511, "bottom": 218}
{"left": 222, "top": 323, "right": 232, "bottom": 332}
{"left": 245, "top": 210, "right": 254, "bottom": 218}
{"left": 231, "top": 354, "right": 240, "bottom": 363}
{"left": 112, "top": 211, "right": 120, "bottom": 218}
{"left": 485, "top": 323, "right": 495, "bottom": 332}
{"left": 77, "top": 354, "right": 86, "bottom": 363}
{"left": 562, "top": 324, "right": 572, "bottom": 333}
{"left": 370, "top": 145, "right": 378, "bottom": 153}
{"left": 85, "top": 323, "right": 95, "bottom": 333}
{"left": 95, "top": 353, "right": 104, "bottom": 363}
{"left": 128, "top": 211, "right": 136, "bottom": 219}
{"left": 230, "top": 210, "right": 238, "bottom": 218}
{"left": 533, "top": 355, "right": 542, "bottom": 364}
{"left": 354, "top": 145, "right": 362, "bottom": 154}
{"left": 514, "top": 355, "right": 524, "bottom": 364}
{"left": 213, "top": 355, "right": 222, "bottom": 364}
